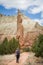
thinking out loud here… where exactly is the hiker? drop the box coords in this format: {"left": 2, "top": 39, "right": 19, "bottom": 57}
{"left": 15, "top": 48, "right": 20, "bottom": 63}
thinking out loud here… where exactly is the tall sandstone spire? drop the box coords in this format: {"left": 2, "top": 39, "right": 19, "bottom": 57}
{"left": 16, "top": 10, "right": 24, "bottom": 47}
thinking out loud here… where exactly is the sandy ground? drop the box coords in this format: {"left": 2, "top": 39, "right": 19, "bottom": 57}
{"left": 0, "top": 52, "right": 43, "bottom": 65}
{"left": 7, "top": 52, "right": 29, "bottom": 65}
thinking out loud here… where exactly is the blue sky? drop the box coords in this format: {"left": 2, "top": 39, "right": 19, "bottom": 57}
{"left": 0, "top": 0, "right": 43, "bottom": 26}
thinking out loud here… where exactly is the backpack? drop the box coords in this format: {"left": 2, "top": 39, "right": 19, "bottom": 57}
{"left": 16, "top": 49, "right": 20, "bottom": 56}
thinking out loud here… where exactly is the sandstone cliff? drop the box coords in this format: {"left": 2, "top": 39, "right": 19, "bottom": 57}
{"left": 0, "top": 14, "right": 43, "bottom": 46}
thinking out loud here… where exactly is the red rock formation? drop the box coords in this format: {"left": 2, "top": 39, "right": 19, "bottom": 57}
{"left": 24, "top": 31, "right": 41, "bottom": 47}
{"left": 16, "top": 10, "right": 24, "bottom": 47}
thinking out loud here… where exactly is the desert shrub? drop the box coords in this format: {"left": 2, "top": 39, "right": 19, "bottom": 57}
{"left": 23, "top": 47, "right": 30, "bottom": 52}
{"left": 0, "top": 37, "right": 19, "bottom": 55}
{"left": 32, "top": 34, "right": 43, "bottom": 57}
{"left": 0, "top": 38, "right": 9, "bottom": 55}
{"left": 8, "top": 37, "right": 20, "bottom": 54}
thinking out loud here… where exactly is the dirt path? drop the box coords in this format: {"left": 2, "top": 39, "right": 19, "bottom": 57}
{"left": 7, "top": 52, "right": 29, "bottom": 65}
{"left": 1, "top": 52, "right": 43, "bottom": 65}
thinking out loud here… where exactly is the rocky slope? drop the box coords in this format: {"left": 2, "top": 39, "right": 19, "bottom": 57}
{"left": 0, "top": 14, "right": 43, "bottom": 45}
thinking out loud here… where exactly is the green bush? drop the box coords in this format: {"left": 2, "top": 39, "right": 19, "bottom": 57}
{"left": 32, "top": 34, "right": 43, "bottom": 57}
{"left": 23, "top": 47, "right": 30, "bottom": 52}
{"left": 0, "top": 38, "right": 9, "bottom": 55}
{"left": 0, "top": 37, "right": 19, "bottom": 55}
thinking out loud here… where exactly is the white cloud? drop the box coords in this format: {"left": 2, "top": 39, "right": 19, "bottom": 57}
{"left": 28, "top": 6, "right": 41, "bottom": 14}
{"left": 0, "top": 0, "right": 43, "bottom": 13}
{"left": 0, "top": 0, "right": 29, "bottom": 9}
{"left": 0, "top": 0, "right": 43, "bottom": 23}
{"left": 27, "top": 0, "right": 43, "bottom": 17}
{"left": 0, "top": 0, "right": 42, "bottom": 9}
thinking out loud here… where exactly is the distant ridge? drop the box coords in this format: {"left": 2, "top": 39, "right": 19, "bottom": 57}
{"left": 0, "top": 13, "right": 43, "bottom": 35}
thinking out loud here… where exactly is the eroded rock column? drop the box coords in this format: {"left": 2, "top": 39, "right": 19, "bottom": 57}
{"left": 16, "top": 10, "right": 24, "bottom": 47}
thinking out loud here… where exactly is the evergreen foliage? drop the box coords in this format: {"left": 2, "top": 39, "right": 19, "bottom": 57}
{"left": 32, "top": 34, "right": 43, "bottom": 57}
{"left": 0, "top": 37, "right": 19, "bottom": 55}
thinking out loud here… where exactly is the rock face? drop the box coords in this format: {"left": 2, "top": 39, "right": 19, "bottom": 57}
{"left": 16, "top": 10, "right": 24, "bottom": 46}
{"left": 0, "top": 11, "right": 43, "bottom": 46}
